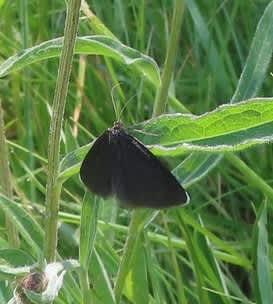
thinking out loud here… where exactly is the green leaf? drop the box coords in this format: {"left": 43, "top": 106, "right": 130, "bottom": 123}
{"left": 176, "top": 210, "right": 211, "bottom": 304}
{"left": 192, "top": 217, "right": 231, "bottom": 304}
{"left": 64, "top": 123, "right": 78, "bottom": 154}
{"left": 253, "top": 203, "right": 273, "bottom": 304}
{"left": 0, "top": 249, "right": 34, "bottom": 267}
{"left": 0, "top": 35, "right": 160, "bottom": 86}
{"left": 89, "top": 250, "right": 116, "bottom": 304}
{"left": 0, "top": 281, "right": 11, "bottom": 303}
{"left": 0, "top": 263, "right": 34, "bottom": 279}
{"left": 79, "top": 194, "right": 100, "bottom": 302}
{"left": 0, "top": 194, "right": 44, "bottom": 257}
{"left": 124, "top": 234, "right": 149, "bottom": 304}
{"left": 79, "top": 194, "right": 99, "bottom": 269}
{"left": 176, "top": 210, "right": 251, "bottom": 269}
{"left": 173, "top": 153, "right": 222, "bottom": 187}
{"left": 133, "top": 98, "right": 273, "bottom": 154}
{"left": 59, "top": 144, "right": 89, "bottom": 182}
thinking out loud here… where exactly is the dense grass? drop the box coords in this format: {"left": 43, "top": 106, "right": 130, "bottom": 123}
{"left": 0, "top": 0, "right": 273, "bottom": 303}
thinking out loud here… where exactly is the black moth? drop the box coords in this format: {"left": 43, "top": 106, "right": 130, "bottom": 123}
{"left": 80, "top": 121, "right": 189, "bottom": 208}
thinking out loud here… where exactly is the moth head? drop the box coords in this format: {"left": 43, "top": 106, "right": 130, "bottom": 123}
{"left": 112, "top": 120, "right": 123, "bottom": 131}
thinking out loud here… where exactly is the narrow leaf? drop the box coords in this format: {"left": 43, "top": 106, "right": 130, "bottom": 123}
{"left": 0, "top": 194, "right": 44, "bottom": 257}
{"left": 0, "top": 36, "right": 160, "bottom": 86}
{"left": 133, "top": 98, "right": 273, "bottom": 154}
{"left": 253, "top": 204, "right": 273, "bottom": 304}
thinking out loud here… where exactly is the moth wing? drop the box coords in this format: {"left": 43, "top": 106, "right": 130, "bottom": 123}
{"left": 80, "top": 130, "right": 113, "bottom": 198}
{"left": 112, "top": 132, "right": 189, "bottom": 208}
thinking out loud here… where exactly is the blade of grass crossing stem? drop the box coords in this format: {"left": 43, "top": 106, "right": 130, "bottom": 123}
{"left": 176, "top": 209, "right": 211, "bottom": 304}
{"left": 176, "top": 204, "right": 250, "bottom": 265}
{"left": 124, "top": 233, "right": 149, "bottom": 304}
{"left": 193, "top": 216, "right": 231, "bottom": 304}
{"left": 144, "top": 234, "right": 162, "bottom": 303}
{"left": 253, "top": 203, "right": 273, "bottom": 304}
{"left": 79, "top": 193, "right": 99, "bottom": 303}
{"left": 114, "top": 209, "right": 148, "bottom": 302}
{"left": 162, "top": 212, "right": 187, "bottom": 304}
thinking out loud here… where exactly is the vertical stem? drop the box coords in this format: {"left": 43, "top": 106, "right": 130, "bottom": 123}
{"left": 79, "top": 195, "right": 100, "bottom": 304}
{"left": 176, "top": 210, "right": 211, "bottom": 304}
{"left": 162, "top": 213, "right": 187, "bottom": 304}
{"left": 0, "top": 100, "right": 19, "bottom": 247}
{"left": 114, "top": 210, "right": 145, "bottom": 303}
{"left": 43, "top": 0, "right": 81, "bottom": 262}
{"left": 20, "top": 0, "right": 36, "bottom": 201}
{"left": 153, "top": 0, "right": 185, "bottom": 117}
{"left": 79, "top": 268, "right": 90, "bottom": 304}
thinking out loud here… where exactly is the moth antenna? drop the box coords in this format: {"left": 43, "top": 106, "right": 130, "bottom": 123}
{"left": 118, "top": 93, "right": 137, "bottom": 121}
{"left": 111, "top": 83, "right": 136, "bottom": 122}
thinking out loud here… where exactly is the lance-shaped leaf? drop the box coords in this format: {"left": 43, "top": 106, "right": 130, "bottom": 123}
{"left": 131, "top": 97, "right": 273, "bottom": 155}
{"left": 253, "top": 204, "right": 273, "bottom": 304}
{"left": 0, "top": 35, "right": 160, "bottom": 86}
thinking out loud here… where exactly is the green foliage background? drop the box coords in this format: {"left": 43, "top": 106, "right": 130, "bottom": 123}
{"left": 0, "top": 0, "right": 273, "bottom": 303}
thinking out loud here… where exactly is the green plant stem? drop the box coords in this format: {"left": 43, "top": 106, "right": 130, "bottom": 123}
{"left": 0, "top": 100, "right": 19, "bottom": 247}
{"left": 225, "top": 153, "right": 273, "bottom": 207}
{"left": 152, "top": 0, "right": 185, "bottom": 117}
{"left": 79, "top": 268, "right": 90, "bottom": 304}
{"left": 44, "top": 0, "right": 81, "bottom": 262}
{"left": 162, "top": 213, "right": 187, "bottom": 304}
{"left": 114, "top": 210, "right": 146, "bottom": 303}
{"left": 20, "top": 0, "right": 36, "bottom": 201}
{"left": 176, "top": 210, "right": 211, "bottom": 304}
{"left": 79, "top": 195, "right": 99, "bottom": 303}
